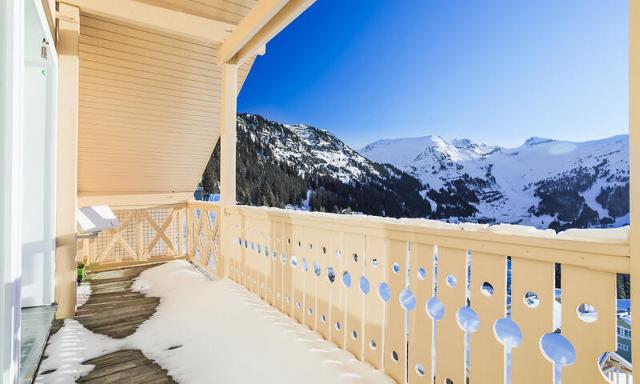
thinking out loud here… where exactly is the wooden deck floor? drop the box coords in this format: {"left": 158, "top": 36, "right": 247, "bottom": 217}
{"left": 39, "top": 264, "right": 178, "bottom": 383}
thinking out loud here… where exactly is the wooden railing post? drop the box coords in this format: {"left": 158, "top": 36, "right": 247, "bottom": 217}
{"left": 135, "top": 210, "right": 144, "bottom": 261}
{"left": 186, "top": 203, "right": 193, "bottom": 260}
{"left": 629, "top": 0, "right": 640, "bottom": 370}
{"left": 178, "top": 207, "right": 184, "bottom": 257}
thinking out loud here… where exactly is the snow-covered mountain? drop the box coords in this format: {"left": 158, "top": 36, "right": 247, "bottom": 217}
{"left": 359, "top": 134, "right": 629, "bottom": 230}
{"left": 202, "top": 114, "right": 430, "bottom": 218}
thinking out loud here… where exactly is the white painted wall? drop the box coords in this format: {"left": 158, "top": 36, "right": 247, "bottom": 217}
{"left": 0, "top": 1, "right": 24, "bottom": 382}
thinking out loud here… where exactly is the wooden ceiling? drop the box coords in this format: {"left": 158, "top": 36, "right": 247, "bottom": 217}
{"left": 134, "top": 0, "right": 259, "bottom": 25}
{"left": 66, "top": 0, "right": 315, "bottom": 203}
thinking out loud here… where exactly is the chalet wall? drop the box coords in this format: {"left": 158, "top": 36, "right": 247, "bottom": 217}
{"left": 77, "top": 14, "right": 253, "bottom": 195}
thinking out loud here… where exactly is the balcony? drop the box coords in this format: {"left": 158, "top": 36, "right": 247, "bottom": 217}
{"left": 3, "top": 1, "right": 637, "bottom": 384}
{"left": 35, "top": 201, "right": 631, "bottom": 383}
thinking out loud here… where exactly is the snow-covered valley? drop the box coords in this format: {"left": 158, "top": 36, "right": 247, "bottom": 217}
{"left": 360, "top": 134, "right": 629, "bottom": 230}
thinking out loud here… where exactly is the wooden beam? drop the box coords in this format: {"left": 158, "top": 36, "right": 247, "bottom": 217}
{"left": 219, "top": 0, "right": 316, "bottom": 65}
{"left": 61, "top": 0, "right": 235, "bottom": 44}
{"left": 219, "top": 64, "right": 238, "bottom": 205}
{"left": 219, "top": 0, "right": 289, "bottom": 63}
{"left": 629, "top": 0, "right": 640, "bottom": 370}
{"left": 218, "top": 64, "right": 237, "bottom": 278}
{"left": 78, "top": 192, "right": 193, "bottom": 208}
{"left": 55, "top": 2, "right": 80, "bottom": 319}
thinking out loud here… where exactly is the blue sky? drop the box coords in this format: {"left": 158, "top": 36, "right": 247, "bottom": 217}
{"left": 237, "top": 1, "right": 628, "bottom": 149}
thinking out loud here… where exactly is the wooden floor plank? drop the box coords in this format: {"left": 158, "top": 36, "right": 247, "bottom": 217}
{"left": 39, "top": 264, "right": 178, "bottom": 383}
{"left": 75, "top": 265, "right": 160, "bottom": 339}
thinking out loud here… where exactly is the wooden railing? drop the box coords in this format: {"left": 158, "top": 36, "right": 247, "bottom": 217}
{"left": 186, "top": 201, "right": 222, "bottom": 274}
{"left": 77, "top": 203, "right": 187, "bottom": 268}
{"left": 220, "top": 204, "right": 630, "bottom": 384}
{"left": 81, "top": 200, "right": 631, "bottom": 383}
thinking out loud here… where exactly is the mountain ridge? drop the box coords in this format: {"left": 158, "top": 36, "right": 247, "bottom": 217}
{"left": 359, "top": 133, "right": 629, "bottom": 230}
{"left": 200, "top": 113, "right": 629, "bottom": 231}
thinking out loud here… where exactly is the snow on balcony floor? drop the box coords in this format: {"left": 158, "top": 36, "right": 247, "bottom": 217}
{"left": 37, "top": 260, "right": 394, "bottom": 384}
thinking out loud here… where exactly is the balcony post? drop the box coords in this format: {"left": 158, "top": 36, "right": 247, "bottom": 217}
{"left": 54, "top": 3, "right": 80, "bottom": 319}
{"left": 219, "top": 63, "right": 238, "bottom": 277}
{"left": 630, "top": 0, "right": 640, "bottom": 367}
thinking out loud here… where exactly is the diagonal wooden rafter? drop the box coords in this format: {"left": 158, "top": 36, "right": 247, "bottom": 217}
{"left": 219, "top": 0, "right": 316, "bottom": 65}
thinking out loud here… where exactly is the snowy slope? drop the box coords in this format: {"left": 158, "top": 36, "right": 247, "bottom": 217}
{"left": 240, "top": 114, "right": 382, "bottom": 184}
{"left": 360, "top": 134, "right": 629, "bottom": 229}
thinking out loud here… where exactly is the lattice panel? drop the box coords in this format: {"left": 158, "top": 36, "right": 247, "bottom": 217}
{"left": 84, "top": 205, "right": 186, "bottom": 266}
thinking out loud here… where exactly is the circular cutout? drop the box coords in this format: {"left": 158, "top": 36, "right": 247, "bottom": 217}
{"left": 524, "top": 291, "right": 540, "bottom": 308}
{"left": 371, "top": 257, "right": 379, "bottom": 267}
{"left": 427, "top": 297, "right": 445, "bottom": 320}
{"left": 576, "top": 303, "right": 598, "bottom": 323}
{"left": 417, "top": 267, "right": 427, "bottom": 280}
{"left": 369, "top": 339, "right": 377, "bottom": 350}
{"left": 250, "top": 242, "right": 254, "bottom": 250}
{"left": 280, "top": 253, "right": 287, "bottom": 265}
{"left": 286, "top": 296, "right": 291, "bottom": 304}
{"left": 244, "top": 240, "right": 248, "bottom": 248}
{"left": 400, "top": 288, "right": 417, "bottom": 311}
{"left": 359, "top": 276, "right": 370, "bottom": 295}
{"left": 481, "top": 282, "right": 494, "bottom": 297}
{"left": 257, "top": 244, "right": 261, "bottom": 254}
{"left": 322, "top": 246, "right": 327, "bottom": 254}
{"left": 290, "top": 256, "right": 298, "bottom": 268}
{"left": 392, "top": 263, "right": 401, "bottom": 274}
{"left": 351, "top": 330, "right": 358, "bottom": 340}
{"left": 238, "top": 238, "right": 242, "bottom": 246}
{"left": 320, "top": 314, "right": 326, "bottom": 323}
{"left": 378, "top": 282, "right": 392, "bottom": 302}
{"left": 342, "top": 271, "right": 352, "bottom": 288}
{"left": 446, "top": 274, "right": 457, "bottom": 288}
{"left": 336, "top": 250, "right": 342, "bottom": 257}
{"left": 456, "top": 306, "right": 480, "bottom": 333}
{"left": 301, "top": 258, "right": 308, "bottom": 272}
{"left": 313, "top": 262, "right": 321, "bottom": 277}
{"left": 335, "top": 321, "right": 341, "bottom": 331}
{"left": 415, "top": 363, "right": 425, "bottom": 377}
{"left": 391, "top": 350, "right": 399, "bottom": 362}
{"left": 272, "top": 250, "right": 277, "bottom": 260}
{"left": 540, "top": 332, "right": 576, "bottom": 367}
{"left": 308, "top": 307, "right": 313, "bottom": 316}
{"left": 494, "top": 317, "right": 522, "bottom": 349}
{"left": 353, "top": 253, "right": 358, "bottom": 263}
{"left": 327, "top": 267, "right": 336, "bottom": 283}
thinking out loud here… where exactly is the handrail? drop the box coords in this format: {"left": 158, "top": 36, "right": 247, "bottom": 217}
{"left": 220, "top": 203, "right": 630, "bottom": 273}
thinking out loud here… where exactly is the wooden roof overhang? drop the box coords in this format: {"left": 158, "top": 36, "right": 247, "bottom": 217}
{"left": 61, "top": 0, "right": 315, "bottom": 207}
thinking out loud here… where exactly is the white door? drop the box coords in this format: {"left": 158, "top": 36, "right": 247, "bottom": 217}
{"left": 20, "top": 0, "right": 57, "bottom": 308}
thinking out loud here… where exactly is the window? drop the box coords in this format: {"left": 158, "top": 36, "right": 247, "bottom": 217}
{"left": 617, "top": 326, "right": 631, "bottom": 339}
{"left": 618, "top": 343, "right": 629, "bottom": 352}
